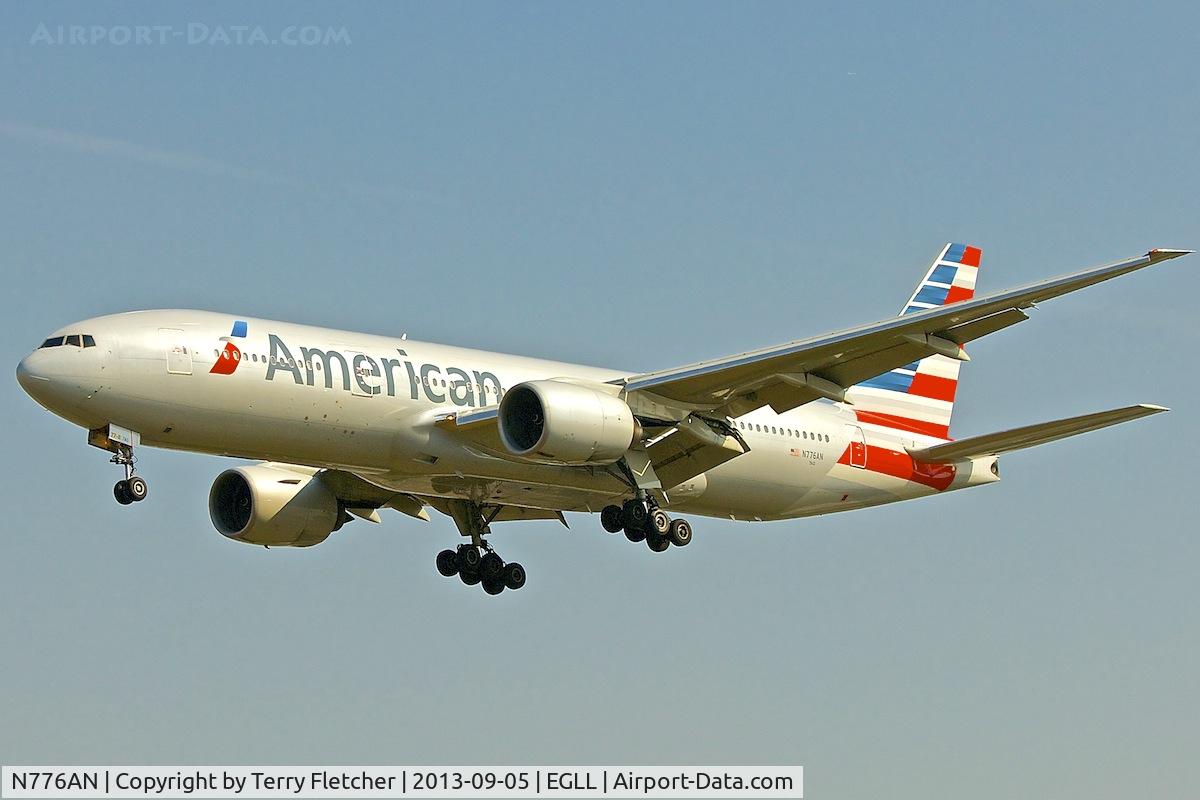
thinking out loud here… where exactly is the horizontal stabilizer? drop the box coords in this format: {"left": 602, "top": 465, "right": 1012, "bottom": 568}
{"left": 907, "top": 404, "right": 1168, "bottom": 463}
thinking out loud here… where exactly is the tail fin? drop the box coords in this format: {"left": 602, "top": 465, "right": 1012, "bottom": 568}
{"left": 847, "top": 243, "right": 981, "bottom": 438}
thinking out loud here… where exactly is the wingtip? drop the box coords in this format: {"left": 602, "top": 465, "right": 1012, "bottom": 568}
{"left": 1137, "top": 403, "right": 1170, "bottom": 413}
{"left": 1147, "top": 248, "right": 1193, "bottom": 262}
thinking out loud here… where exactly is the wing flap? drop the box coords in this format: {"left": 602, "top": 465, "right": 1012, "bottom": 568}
{"left": 647, "top": 428, "right": 748, "bottom": 490}
{"left": 907, "top": 404, "right": 1168, "bottom": 463}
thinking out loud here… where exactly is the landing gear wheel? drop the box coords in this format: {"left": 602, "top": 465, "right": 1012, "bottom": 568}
{"left": 624, "top": 526, "right": 646, "bottom": 543}
{"left": 459, "top": 570, "right": 481, "bottom": 586}
{"left": 126, "top": 475, "right": 148, "bottom": 502}
{"left": 646, "top": 533, "right": 670, "bottom": 553}
{"left": 503, "top": 562, "right": 526, "bottom": 590}
{"left": 668, "top": 518, "right": 693, "bottom": 547}
{"left": 436, "top": 549, "right": 459, "bottom": 577}
{"left": 456, "top": 545, "right": 482, "bottom": 573}
{"left": 648, "top": 508, "right": 671, "bottom": 536}
{"left": 622, "top": 499, "right": 649, "bottom": 532}
{"left": 480, "top": 552, "right": 505, "bottom": 580}
{"left": 113, "top": 480, "right": 133, "bottom": 505}
{"left": 482, "top": 577, "right": 506, "bottom": 595}
{"left": 600, "top": 505, "right": 624, "bottom": 533}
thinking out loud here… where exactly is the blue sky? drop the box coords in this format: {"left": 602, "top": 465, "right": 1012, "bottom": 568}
{"left": 1, "top": 2, "right": 1197, "bottom": 796}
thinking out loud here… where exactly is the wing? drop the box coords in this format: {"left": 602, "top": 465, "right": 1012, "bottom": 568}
{"left": 623, "top": 249, "right": 1191, "bottom": 417}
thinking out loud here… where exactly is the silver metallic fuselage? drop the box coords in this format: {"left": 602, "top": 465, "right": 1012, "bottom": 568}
{"left": 16, "top": 310, "right": 998, "bottom": 523}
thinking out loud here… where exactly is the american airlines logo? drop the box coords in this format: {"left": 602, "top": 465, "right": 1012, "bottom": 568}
{"left": 209, "top": 320, "right": 248, "bottom": 375}
{"left": 263, "top": 333, "right": 503, "bottom": 407}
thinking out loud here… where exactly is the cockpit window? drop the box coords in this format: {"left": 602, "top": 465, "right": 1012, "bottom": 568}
{"left": 39, "top": 334, "right": 96, "bottom": 348}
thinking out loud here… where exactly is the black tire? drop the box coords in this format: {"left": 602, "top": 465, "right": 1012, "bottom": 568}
{"left": 649, "top": 508, "right": 671, "bottom": 535}
{"left": 126, "top": 475, "right": 148, "bottom": 502}
{"left": 482, "top": 577, "right": 506, "bottom": 595}
{"left": 622, "top": 499, "right": 648, "bottom": 531}
{"left": 480, "top": 552, "right": 505, "bottom": 580}
{"left": 646, "top": 533, "right": 670, "bottom": 553}
{"left": 624, "top": 526, "right": 646, "bottom": 543}
{"left": 456, "top": 545, "right": 482, "bottom": 572}
{"left": 503, "top": 562, "right": 526, "bottom": 590}
{"left": 114, "top": 481, "right": 133, "bottom": 505}
{"left": 459, "top": 570, "right": 481, "bottom": 586}
{"left": 668, "top": 518, "right": 693, "bottom": 547}
{"left": 600, "top": 505, "right": 624, "bottom": 533}
{"left": 436, "top": 549, "right": 459, "bottom": 577}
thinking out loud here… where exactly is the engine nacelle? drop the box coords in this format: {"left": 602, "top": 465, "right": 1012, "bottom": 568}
{"left": 498, "top": 379, "right": 638, "bottom": 465}
{"left": 208, "top": 465, "right": 339, "bottom": 547}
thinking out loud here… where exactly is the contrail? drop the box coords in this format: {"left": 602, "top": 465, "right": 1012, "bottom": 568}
{"left": 0, "top": 120, "right": 301, "bottom": 186}
{"left": 0, "top": 120, "right": 442, "bottom": 201}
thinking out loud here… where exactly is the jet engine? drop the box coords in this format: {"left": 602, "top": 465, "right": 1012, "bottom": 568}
{"left": 498, "top": 379, "right": 638, "bottom": 465}
{"left": 208, "top": 465, "right": 340, "bottom": 547}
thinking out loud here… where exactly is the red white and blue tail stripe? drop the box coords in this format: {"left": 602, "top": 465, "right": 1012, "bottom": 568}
{"left": 847, "top": 243, "right": 981, "bottom": 438}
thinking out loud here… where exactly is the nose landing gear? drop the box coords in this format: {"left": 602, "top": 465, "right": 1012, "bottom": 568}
{"left": 111, "top": 445, "right": 148, "bottom": 505}
{"left": 89, "top": 425, "right": 149, "bottom": 506}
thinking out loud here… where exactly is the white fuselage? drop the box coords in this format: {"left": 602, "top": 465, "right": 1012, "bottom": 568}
{"left": 15, "top": 310, "right": 999, "bottom": 522}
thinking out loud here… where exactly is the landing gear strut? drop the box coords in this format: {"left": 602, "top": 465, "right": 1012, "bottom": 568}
{"left": 435, "top": 500, "right": 527, "bottom": 595}
{"left": 111, "top": 444, "right": 148, "bottom": 505}
{"left": 600, "top": 499, "right": 693, "bottom": 553}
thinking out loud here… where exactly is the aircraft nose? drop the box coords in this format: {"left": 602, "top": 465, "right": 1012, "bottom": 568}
{"left": 15, "top": 351, "right": 59, "bottom": 407}
{"left": 15, "top": 354, "right": 44, "bottom": 394}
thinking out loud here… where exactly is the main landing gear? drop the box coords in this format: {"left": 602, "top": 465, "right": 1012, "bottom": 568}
{"left": 111, "top": 445, "right": 149, "bottom": 506}
{"left": 436, "top": 542, "right": 526, "bottom": 595}
{"left": 600, "top": 498, "right": 692, "bottom": 553}
{"left": 436, "top": 500, "right": 526, "bottom": 596}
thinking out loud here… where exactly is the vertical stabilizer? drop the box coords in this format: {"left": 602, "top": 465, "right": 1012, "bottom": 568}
{"left": 847, "top": 243, "right": 981, "bottom": 438}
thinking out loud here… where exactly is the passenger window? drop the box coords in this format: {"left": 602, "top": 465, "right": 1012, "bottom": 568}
{"left": 41, "top": 337, "right": 64, "bottom": 348}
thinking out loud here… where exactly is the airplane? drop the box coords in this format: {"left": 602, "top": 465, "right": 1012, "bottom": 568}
{"left": 15, "top": 244, "right": 1190, "bottom": 595}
